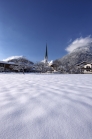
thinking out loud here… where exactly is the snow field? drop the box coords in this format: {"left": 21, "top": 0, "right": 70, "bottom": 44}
{"left": 0, "top": 73, "right": 92, "bottom": 139}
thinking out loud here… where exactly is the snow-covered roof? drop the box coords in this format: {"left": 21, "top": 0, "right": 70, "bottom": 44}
{"left": 48, "top": 60, "right": 53, "bottom": 65}
{"left": 0, "top": 61, "right": 15, "bottom": 64}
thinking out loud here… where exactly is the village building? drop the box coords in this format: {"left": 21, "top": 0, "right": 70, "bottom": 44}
{"left": 0, "top": 59, "right": 33, "bottom": 72}
{"left": 0, "top": 44, "right": 54, "bottom": 73}
{"left": 83, "top": 63, "right": 92, "bottom": 73}
{"left": 76, "top": 62, "right": 92, "bottom": 74}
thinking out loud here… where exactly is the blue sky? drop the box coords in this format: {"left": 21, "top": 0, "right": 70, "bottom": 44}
{"left": 0, "top": 0, "right": 92, "bottom": 62}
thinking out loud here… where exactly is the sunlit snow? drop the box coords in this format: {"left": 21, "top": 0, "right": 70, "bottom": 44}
{"left": 0, "top": 73, "right": 92, "bottom": 139}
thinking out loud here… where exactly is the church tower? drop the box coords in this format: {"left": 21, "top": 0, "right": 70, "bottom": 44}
{"left": 44, "top": 43, "right": 48, "bottom": 63}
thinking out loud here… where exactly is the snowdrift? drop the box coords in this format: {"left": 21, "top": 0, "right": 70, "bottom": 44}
{"left": 0, "top": 74, "right": 92, "bottom": 139}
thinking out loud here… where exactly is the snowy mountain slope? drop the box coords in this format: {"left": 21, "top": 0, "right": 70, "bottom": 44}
{"left": 3, "top": 56, "right": 34, "bottom": 66}
{"left": 55, "top": 43, "right": 92, "bottom": 67}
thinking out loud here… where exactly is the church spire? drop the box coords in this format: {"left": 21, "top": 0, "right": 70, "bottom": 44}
{"left": 44, "top": 43, "right": 48, "bottom": 63}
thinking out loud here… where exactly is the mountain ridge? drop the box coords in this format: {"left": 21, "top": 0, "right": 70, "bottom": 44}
{"left": 3, "top": 56, "right": 34, "bottom": 66}
{"left": 54, "top": 44, "right": 92, "bottom": 69}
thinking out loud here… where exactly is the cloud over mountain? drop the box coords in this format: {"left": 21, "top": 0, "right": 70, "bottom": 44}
{"left": 66, "top": 36, "right": 92, "bottom": 53}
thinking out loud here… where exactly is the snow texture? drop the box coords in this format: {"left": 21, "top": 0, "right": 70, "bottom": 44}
{"left": 0, "top": 73, "right": 92, "bottom": 139}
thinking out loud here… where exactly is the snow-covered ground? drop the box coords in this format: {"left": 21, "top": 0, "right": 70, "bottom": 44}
{"left": 0, "top": 73, "right": 92, "bottom": 139}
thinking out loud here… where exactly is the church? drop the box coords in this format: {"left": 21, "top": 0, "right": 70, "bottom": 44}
{"left": 0, "top": 44, "right": 55, "bottom": 73}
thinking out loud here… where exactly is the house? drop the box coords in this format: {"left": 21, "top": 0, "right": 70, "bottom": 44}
{"left": 0, "top": 61, "right": 22, "bottom": 72}
{"left": 77, "top": 62, "right": 92, "bottom": 73}
{"left": 0, "top": 61, "right": 33, "bottom": 72}
{"left": 83, "top": 63, "right": 92, "bottom": 73}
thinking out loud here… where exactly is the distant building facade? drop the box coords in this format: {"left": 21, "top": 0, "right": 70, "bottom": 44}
{"left": 83, "top": 63, "right": 92, "bottom": 73}
{"left": 0, "top": 61, "right": 33, "bottom": 72}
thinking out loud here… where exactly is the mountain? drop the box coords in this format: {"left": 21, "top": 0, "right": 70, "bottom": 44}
{"left": 54, "top": 43, "right": 92, "bottom": 71}
{"left": 3, "top": 56, "right": 34, "bottom": 66}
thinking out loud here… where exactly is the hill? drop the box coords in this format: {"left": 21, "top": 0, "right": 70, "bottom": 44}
{"left": 3, "top": 56, "right": 34, "bottom": 66}
{"left": 54, "top": 43, "right": 92, "bottom": 73}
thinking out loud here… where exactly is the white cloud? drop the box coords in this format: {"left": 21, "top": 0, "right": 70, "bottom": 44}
{"left": 66, "top": 36, "right": 92, "bottom": 53}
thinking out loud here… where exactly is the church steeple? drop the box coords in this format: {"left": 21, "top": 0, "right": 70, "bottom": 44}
{"left": 44, "top": 43, "right": 48, "bottom": 63}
